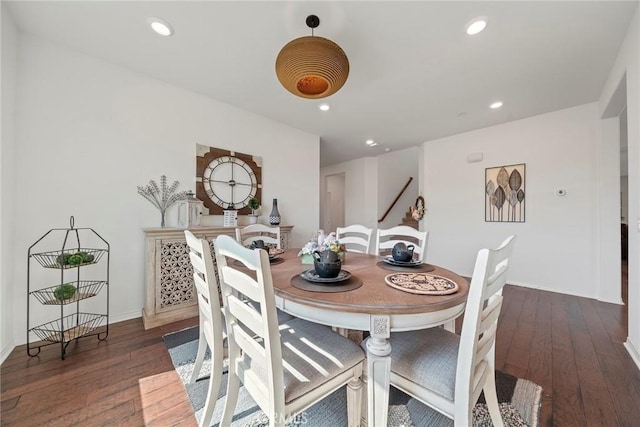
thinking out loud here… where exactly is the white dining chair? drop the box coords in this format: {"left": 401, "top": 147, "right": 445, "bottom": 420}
{"left": 235, "top": 223, "right": 281, "bottom": 249}
{"left": 214, "top": 234, "right": 365, "bottom": 426}
{"left": 383, "top": 235, "right": 516, "bottom": 426}
{"left": 336, "top": 224, "right": 373, "bottom": 254}
{"left": 185, "top": 230, "right": 294, "bottom": 427}
{"left": 376, "top": 225, "right": 429, "bottom": 262}
{"left": 184, "top": 230, "right": 225, "bottom": 427}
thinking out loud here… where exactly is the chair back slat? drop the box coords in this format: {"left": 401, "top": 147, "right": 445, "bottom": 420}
{"left": 192, "top": 271, "right": 210, "bottom": 299}
{"left": 229, "top": 320, "right": 267, "bottom": 365}
{"left": 189, "top": 251, "right": 207, "bottom": 275}
{"left": 376, "top": 225, "right": 429, "bottom": 261}
{"left": 219, "top": 266, "right": 262, "bottom": 302}
{"left": 475, "top": 322, "right": 499, "bottom": 366}
{"left": 336, "top": 224, "right": 373, "bottom": 254}
{"left": 226, "top": 294, "right": 265, "bottom": 338}
{"left": 478, "top": 296, "right": 502, "bottom": 336}
{"left": 470, "top": 360, "right": 490, "bottom": 404}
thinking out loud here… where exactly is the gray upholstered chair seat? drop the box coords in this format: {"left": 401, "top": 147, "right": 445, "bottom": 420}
{"left": 243, "top": 317, "right": 365, "bottom": 404}
{"left": 388, "top": 327, "right": 460, "bottom": 402}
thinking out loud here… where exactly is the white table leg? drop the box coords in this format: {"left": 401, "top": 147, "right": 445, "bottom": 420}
{"left": 366, "top": 316, "right": 391, "bottom": 427}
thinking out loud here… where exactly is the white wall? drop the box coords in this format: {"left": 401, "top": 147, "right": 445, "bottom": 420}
{"left": 1, "top": 5, "right": 18, "bottom": 362}
{"left": 10, "top": 34, "right": 320, "bottom": 347}
{"left": 599, "top": 7, "right": 640, "bottom": 367}
{"left": 320, "top": 157, "right": 378, "bottom": 231}
{"left": 326, "top": 173, "right": 345, "bottom": 234}
{"left": 377, "top": 147, "right": 419, "bottom": 229}
{"left": 422, "top": 103, "right": 603, "bottom": 299}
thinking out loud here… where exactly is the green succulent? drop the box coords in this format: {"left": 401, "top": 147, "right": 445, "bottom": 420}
{"left": 67, "top": 254, "right": 84, "bottom": 265}
{"left": 56, "top": 253, "right": 72, "bottom": 265}
{"left": 54, "top": 284, "right": 76, "bottom": 300}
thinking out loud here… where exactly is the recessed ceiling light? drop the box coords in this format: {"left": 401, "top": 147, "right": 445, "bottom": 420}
{"left": 384, "top": 148, "right": 391, "bottom": 152}
{"left": 490, "top": 101, "right": 503, "bottom": 109}
{"left": 319, "top": 104, "right": 330, "bottom": 111}
{"left": 148, "top": 17, "right": 174, "bottom": 36}
{"left": 366, "top": 139, "right": 378, "bottom": 147}
{"left": 466, "top": 17, "right": 488, "bottom": 35}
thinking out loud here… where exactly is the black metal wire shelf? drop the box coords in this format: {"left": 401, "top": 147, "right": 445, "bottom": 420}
{"left": 27, "top": 216, "right": 110, "bottom": 359}
{"left": 30, "top": 312, "right": 106, "bottom": 343}
{"left": 31, "top": 248, "right": 106, "bottom": 269}
{"left": 30, "top": 281, "right": 108, "bottom": 305}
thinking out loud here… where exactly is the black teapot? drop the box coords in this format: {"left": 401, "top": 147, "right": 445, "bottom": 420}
{"left": 250, "top": 239, "right": 266, "bottom": 250}
{"left": 313, "top": 250, "right": 342, "bottom": 278}
{"left": 392, "top": 242, "right": 415, "bottom": 262}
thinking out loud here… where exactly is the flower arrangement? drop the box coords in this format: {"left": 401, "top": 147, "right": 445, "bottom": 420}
{"left": 298, "top": 231, "right": 346, "bottom": 264}
{"left": 137, "top": 175, "right": 190, "bottom": 227}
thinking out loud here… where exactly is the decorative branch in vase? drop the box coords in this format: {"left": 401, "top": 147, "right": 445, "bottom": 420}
{"left": 137, "top": 175, "right": 190, "bottom": 227}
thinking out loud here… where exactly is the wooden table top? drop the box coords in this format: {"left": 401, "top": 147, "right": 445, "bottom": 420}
{"left": 269, "top": 249, "right": 469, "bottom": 315}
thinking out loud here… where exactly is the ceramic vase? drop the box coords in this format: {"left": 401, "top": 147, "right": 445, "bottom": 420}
{"left": 269, "top": 198, "right": 281, "bottom": 225}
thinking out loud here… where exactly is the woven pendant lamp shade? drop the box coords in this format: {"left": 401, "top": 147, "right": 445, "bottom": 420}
{"left": 275, "top": 18, "right": 349, "bottom": 99}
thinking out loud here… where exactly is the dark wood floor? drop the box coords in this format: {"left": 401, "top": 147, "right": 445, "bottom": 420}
{"left": 2, "top": 283, "right": 639, "bottom": 426}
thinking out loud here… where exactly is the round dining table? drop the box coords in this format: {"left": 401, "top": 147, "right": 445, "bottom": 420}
{"left": 268, "top": 249, "right": 470, "bottom": 427}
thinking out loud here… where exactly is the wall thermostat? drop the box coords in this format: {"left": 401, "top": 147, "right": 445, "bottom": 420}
{"left": 554, "top": 188, "right": 567, "bottom": 197}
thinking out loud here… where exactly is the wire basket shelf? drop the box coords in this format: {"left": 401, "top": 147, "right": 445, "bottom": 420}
{"left": 30, "top": 312, "right": 106, "bottom": 343}
{"left": 31, "top": 248, "right": 106, "bottom": 269}
{"left": 30, "top": 281, "right": 108, "bottom": 305}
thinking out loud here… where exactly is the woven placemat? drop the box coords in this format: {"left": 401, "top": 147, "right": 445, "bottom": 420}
{"left": 385, "top": 273, "right": 459, "bottom": 295}
{"left": 290, "top": 274, "right": 363, "bottom": 293}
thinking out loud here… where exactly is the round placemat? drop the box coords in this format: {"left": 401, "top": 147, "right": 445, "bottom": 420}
{"left": 384, "top": 273, "right": 459, "bottom": 295}
{"left": 376, "top": 261, "right": 436, "bottom": 273}
{"left": 291, "top": 274, "right": 363, "bottom": 293}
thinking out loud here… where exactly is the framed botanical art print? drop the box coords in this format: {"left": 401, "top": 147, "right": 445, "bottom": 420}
{"left": 485, "top": 163, "right": 525, "bottom": 222}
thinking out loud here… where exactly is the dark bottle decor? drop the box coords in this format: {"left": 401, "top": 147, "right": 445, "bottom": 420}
{"left": 269, "top": 198, "right": 281, "bottom": 225}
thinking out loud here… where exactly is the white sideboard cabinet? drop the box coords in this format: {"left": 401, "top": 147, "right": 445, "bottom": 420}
{"left": 142, "top": 225, "right": 293, "bottom": 329}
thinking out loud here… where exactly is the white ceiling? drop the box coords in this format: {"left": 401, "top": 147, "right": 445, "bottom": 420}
{"left": 5, "top": 1, "right": 638, "bottom": 166}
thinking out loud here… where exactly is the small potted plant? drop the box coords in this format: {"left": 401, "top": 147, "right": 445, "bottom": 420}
{"left": 247, "top": 197, "right": 260, "bottom": 224}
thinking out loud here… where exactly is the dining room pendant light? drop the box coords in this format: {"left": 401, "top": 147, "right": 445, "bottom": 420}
{"left": 275, "top": 15, "right": 349, "bottom": 99}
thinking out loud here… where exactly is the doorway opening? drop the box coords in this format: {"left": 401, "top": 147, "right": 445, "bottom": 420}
{"left": 325, "top": 173, "right": 345, "bottom": 233}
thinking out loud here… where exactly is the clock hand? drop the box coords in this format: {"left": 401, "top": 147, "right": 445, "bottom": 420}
{"left": 210, "top": 179, "right": 234, "bottom": 185}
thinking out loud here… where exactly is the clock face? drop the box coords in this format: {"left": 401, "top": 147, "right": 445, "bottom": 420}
{"left": 202, "top": 156, "right": 257, "bottom": 209}
{"left": 196, "top": 146, "right": 262, "bottom": 215}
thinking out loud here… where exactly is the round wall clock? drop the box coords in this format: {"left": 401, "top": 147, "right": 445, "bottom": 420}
{"left": 196, "top": 145, "right": 262, "bottom": 215}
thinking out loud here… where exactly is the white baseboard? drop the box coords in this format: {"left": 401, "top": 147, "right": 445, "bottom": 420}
{"left": 109, "top": 309, "right": 145, "bottom": 325}
{"left": 506, "top": 280, "right": 593, "bottom": 299}
{"left": 624, "top": 340, "right": 640, "bottom": 371}
{"left": 1, "top": 340, "right": 15, "bottom": 365}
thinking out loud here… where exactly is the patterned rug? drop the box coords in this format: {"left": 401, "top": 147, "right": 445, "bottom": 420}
{"left": 163, "top": 326, "right": 542, "bottom": 426}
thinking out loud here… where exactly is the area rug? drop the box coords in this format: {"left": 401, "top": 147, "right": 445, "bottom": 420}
{"left": 163, "top": 326, "right": 542, "bottom": 427}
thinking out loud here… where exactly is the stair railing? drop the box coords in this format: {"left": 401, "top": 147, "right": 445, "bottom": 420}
{"left": 378, "top": 177, "right": 413, "bottom": 223}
